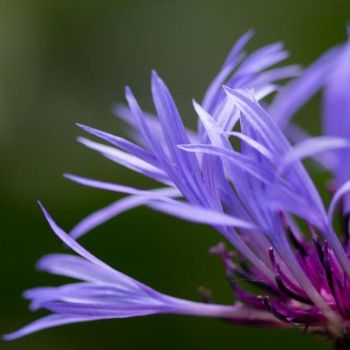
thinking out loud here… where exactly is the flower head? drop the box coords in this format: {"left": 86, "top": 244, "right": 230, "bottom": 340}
{"left": 6, "top": 29, "right": 350, "bottom": 347}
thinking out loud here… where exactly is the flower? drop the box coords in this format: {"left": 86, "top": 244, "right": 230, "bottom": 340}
{"left": 6, "top": 29, "right": 350, "bottom": 347}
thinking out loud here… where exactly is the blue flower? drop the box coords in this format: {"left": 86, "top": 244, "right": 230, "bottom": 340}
{"left": 6, "top": 29, "right": 350, "bottom": 346}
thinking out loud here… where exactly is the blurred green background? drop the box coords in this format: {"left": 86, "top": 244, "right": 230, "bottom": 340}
{"left": 1, "top": 0, "right": 350, "bottom": 349}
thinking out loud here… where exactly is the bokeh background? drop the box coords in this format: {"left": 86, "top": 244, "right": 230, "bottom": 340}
{"left": 1, "top": 1, "right": 350, "bottom": 349}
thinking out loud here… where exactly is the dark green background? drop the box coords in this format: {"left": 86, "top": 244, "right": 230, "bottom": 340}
{"left": 1, "top": 1, "right": 350, "bottom": 349}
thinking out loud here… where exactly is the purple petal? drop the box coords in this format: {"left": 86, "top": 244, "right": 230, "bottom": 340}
{"left": 252, "top": 65, "right": 301, "bottom": 87}
{"left": 69, "top": 187, "right": 181, "bottom": 240}
{"left": 78, "top": 136, "right": 169, "bottom": 183}
{"left": 279, "top": 136, "right": 350, "bottom": 172}
{"left": 3, "top": 315, "right": 115, "bottom": 341}
{"left": 235, "top": 42, "right": 288, "bottom": 76}
{"left": 69, "top": 197, "right": 147, "bottom": 239}
{"left": 328, "top": 179, "right": 350, "bottom": 225}
{"left": 179, "top": 144, "right": 281, "bottom": 187}
{"left": 202, "top": 30, "right": 254, "bottom": 112}
{"left": 270, "top": 46, "right": 342, "bottom": 129}
{"left": 37, "top": 202, "right": 150, "bottom": 289}
{"left": 37, "top": 254, "right": 137, "bottom": 288}
{"left": 64, "top": 173, "right": 178, "bottom": 198}
{"left": 224, "top": 131, "right": 274, "bottom": 160}
{"left": 77, "top": 123, "right": 160, "bottom": 167}
{"left": 147, "top": 198, "right": 257, "bottom": 230}
{"left": 323, "top": 40, "right": 350, "bottom": 199}
{"left": 125, "top": 86, "right": 178, "bottom": 179}
{"left": 285, "top": 124, "right": 336, "bottom": 171}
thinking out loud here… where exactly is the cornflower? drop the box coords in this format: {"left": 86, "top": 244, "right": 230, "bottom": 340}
{"left": 6, "top": 29, "right": 350, "bottom": 349}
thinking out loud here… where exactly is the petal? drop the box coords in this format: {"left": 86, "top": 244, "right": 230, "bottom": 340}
{"left": 224, "top": 88, "right": 328, "bottom": 223}
{"left": 285, "top": 124, "right": 336, "bottom": 171}
{"left": 25, "top": 283, "right": 162, "bottom": 310}
{"left": 77, "top": 136, "right": 169, "bottom": 183}
{"left": 328, "top": 179, "right": 350, "bottom": 225}
{"left": 147, "top": 198, "right": 257, "bottom": 230}
{"left": 270, "top": 46, "right": 341, "bottom": 129}
{"left": 38, "top": 202, "right": 146, "bottom": 288}
{"left": 3, "top": 315, "right": 115, "bottom": 341}
{"left": 279, "top": 136, "right": 350, "bottom": 172}
{"left": 64, "top": 173, "right": 178, "bottom": 198}
{"left": 179, "top": 144, "right": 281, "bottom": 187}
{"left": 69, "top": 187, "right": 181, "bottom": 240}
{"left": 69, "top": 197, "right": 147, "bottom": 239}
{"left": 41, "top": 301, "right": 160, "bottom": 317}
{"left": 225, "top": 131, "right": 274, "bottom": 160}
{"left": 77, "top": 123, "right": 160, "bottom": 167}
{"left": 125, "top": 87, "right": 178, "bottom": 181}
{"left": 3, "top": 301, "right": 280, "bottom": 341}
{"left": 251, "top": 65, "right": 301, "bottom": 87}
{"left": 113, "top": 104, "right": 198, "bottom": 145}
{"left": 235, "top": 42, "right": 288, "bottom": 76}
{"left": 323, "top": 40, "right": 350, "bottom": 199}
{"left": 36, "top": 254, "right": 136, "bottom": 289}
{"left": 202, "top": 29, "right": 254, "bottom": 112}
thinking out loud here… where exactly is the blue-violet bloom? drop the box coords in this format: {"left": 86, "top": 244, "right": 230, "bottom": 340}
{"left": 6, "top": 29, "right": 350, "bottom": 349}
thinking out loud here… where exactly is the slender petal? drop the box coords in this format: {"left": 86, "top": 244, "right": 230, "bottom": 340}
{"left": 4, "top": 203, "right": 280, "bottom": 340}
{"left": 270, "top": 46, "right": 341, "bottom": 129}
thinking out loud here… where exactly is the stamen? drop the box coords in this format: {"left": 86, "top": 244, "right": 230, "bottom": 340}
{"left": 260, "top": 296, "right": 295, "bottom": 325}
{"left": 323, "top": 241, "right": 337, "bottom": 297}
{"left": 322, "top": 241, "right": 344, "bottom": 314}
{"left": 287, "top": 229, "right": 307, "bottom": 257}
{"left": 234, "top": 269, "right": 279, "bottom": 295}
{"left": 279, "top": 212, "right": 307, "bottom": 257}
{"left": 268, "top": 247, "right": 277, "bottom": 271}
{"left": 312, "top": 228, "right": 325, "bottom": 264}
{"left": 275, "top": 275, "right": 313, "bottom": 305}
{"left": 269, "top": 247, "right": 313, "bottom": 305}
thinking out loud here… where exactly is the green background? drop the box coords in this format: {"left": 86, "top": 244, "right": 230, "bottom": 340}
{"left": 1, "top": 1, "right": 350, "bottom": 349}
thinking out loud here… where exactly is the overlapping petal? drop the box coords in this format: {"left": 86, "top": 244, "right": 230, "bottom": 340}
{"left": 4, "top": 204, "right": 280, "bottom": 340}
